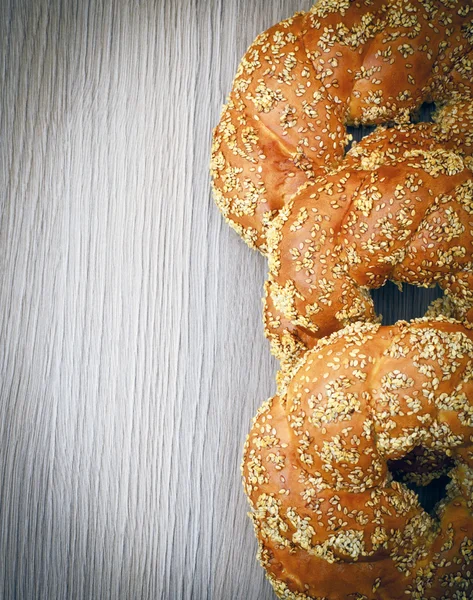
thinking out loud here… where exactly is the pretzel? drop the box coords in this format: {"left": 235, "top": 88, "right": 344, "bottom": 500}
{"left": 242, "top": 318, "right": 473, "bottom": 599}
{"left": 210, "top": 0, "right": 473, "bottom": 252}
{"left": 264, "top": 123, "right": 473, "bottom": 371}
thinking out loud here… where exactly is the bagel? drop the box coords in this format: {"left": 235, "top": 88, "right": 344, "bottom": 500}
{"left": 242, "top": 318, "right": 473, "bottom": 599}
{"left": 263, "top": 123, "right": 473, "bottom": 370}
{"left": 210, "top": 0, "right": 473, "bottom": 252}
{"left": 211, "top": 2, "right": 473, "bottom": 597}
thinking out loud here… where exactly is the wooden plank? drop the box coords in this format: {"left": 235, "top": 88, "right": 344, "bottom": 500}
{"left": 0, "top": 1, "right": 444, "bottom": 598}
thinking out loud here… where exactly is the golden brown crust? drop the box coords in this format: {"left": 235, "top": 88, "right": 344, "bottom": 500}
{"left": 264, "top": 124, "right": 473, "bottom": 368}
{"left": 212, "top": 3, "right": 473, "bottom": 597}
{"left": 242, "top": 318, "right": 473, "bottom": 599}
{"left": 211, "top": 0, "right": 473, "bottom": 251}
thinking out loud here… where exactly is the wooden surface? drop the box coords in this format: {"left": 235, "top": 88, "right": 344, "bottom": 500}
{"left": 0, "top": 1, "right": 443, "bottom": 599}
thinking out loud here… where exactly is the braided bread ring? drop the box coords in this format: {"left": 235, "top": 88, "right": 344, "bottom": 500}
{"left": 263, "top": 124, "right": 473, "bottom": 370}
{"left": 243, "top": 318, "right": 473, "bottom": 599}
{"left": 210, "top": 0, "right": 473, "bottom": 252}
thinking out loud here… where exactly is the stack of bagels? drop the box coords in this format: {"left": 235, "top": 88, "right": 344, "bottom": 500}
{"left": 210, "top": 1, "right": 473, "bottom": 598}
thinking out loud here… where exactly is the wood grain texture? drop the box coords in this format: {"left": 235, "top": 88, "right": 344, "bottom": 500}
{"left": 0, "top": 1, "right": 444, "bottom": 599}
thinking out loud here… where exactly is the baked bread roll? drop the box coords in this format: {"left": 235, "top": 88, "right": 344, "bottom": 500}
{"left": 211, "top": 2, "right": 473, "bottom": 598}
{"left": 210, "top": 0, "right": 473, "bottom": 252}
{"left": 242, "top": 318, "right": 473, "bottom": 599}
{"left": 264, "top": 124, "right": 473, "bottom": 370}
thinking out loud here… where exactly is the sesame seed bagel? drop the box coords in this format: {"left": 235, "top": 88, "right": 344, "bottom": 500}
{"left": 263, "top": 124, "right": 473, "bottom": 371}
{"left": 210, "top": 0, "right": 473, "bottom": 252}
{"left": 242, "top": 318, "right": 473, "bottom": 599}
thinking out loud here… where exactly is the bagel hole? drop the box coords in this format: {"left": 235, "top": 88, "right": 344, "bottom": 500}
{"left": 371, "top": 281, "right": 443, "bottom": 325}
{"left": 389, "top": 446, "right": 453, "bottom": 514}
{"left": 410, "top": 101, "right": 436, "bottom": 124}
{"left": 400, "top": 474, "right": 450, "bottom": 514}
{"left": 344, "top": 102, "right": 436, "bottom": 153}
{"left": 345, "top": 124, "right": 376, "bottom": 153}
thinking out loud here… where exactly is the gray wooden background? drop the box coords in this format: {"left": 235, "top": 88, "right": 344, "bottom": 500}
{"left": 0, "top": 1, "right": 443, "bottom": 599}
